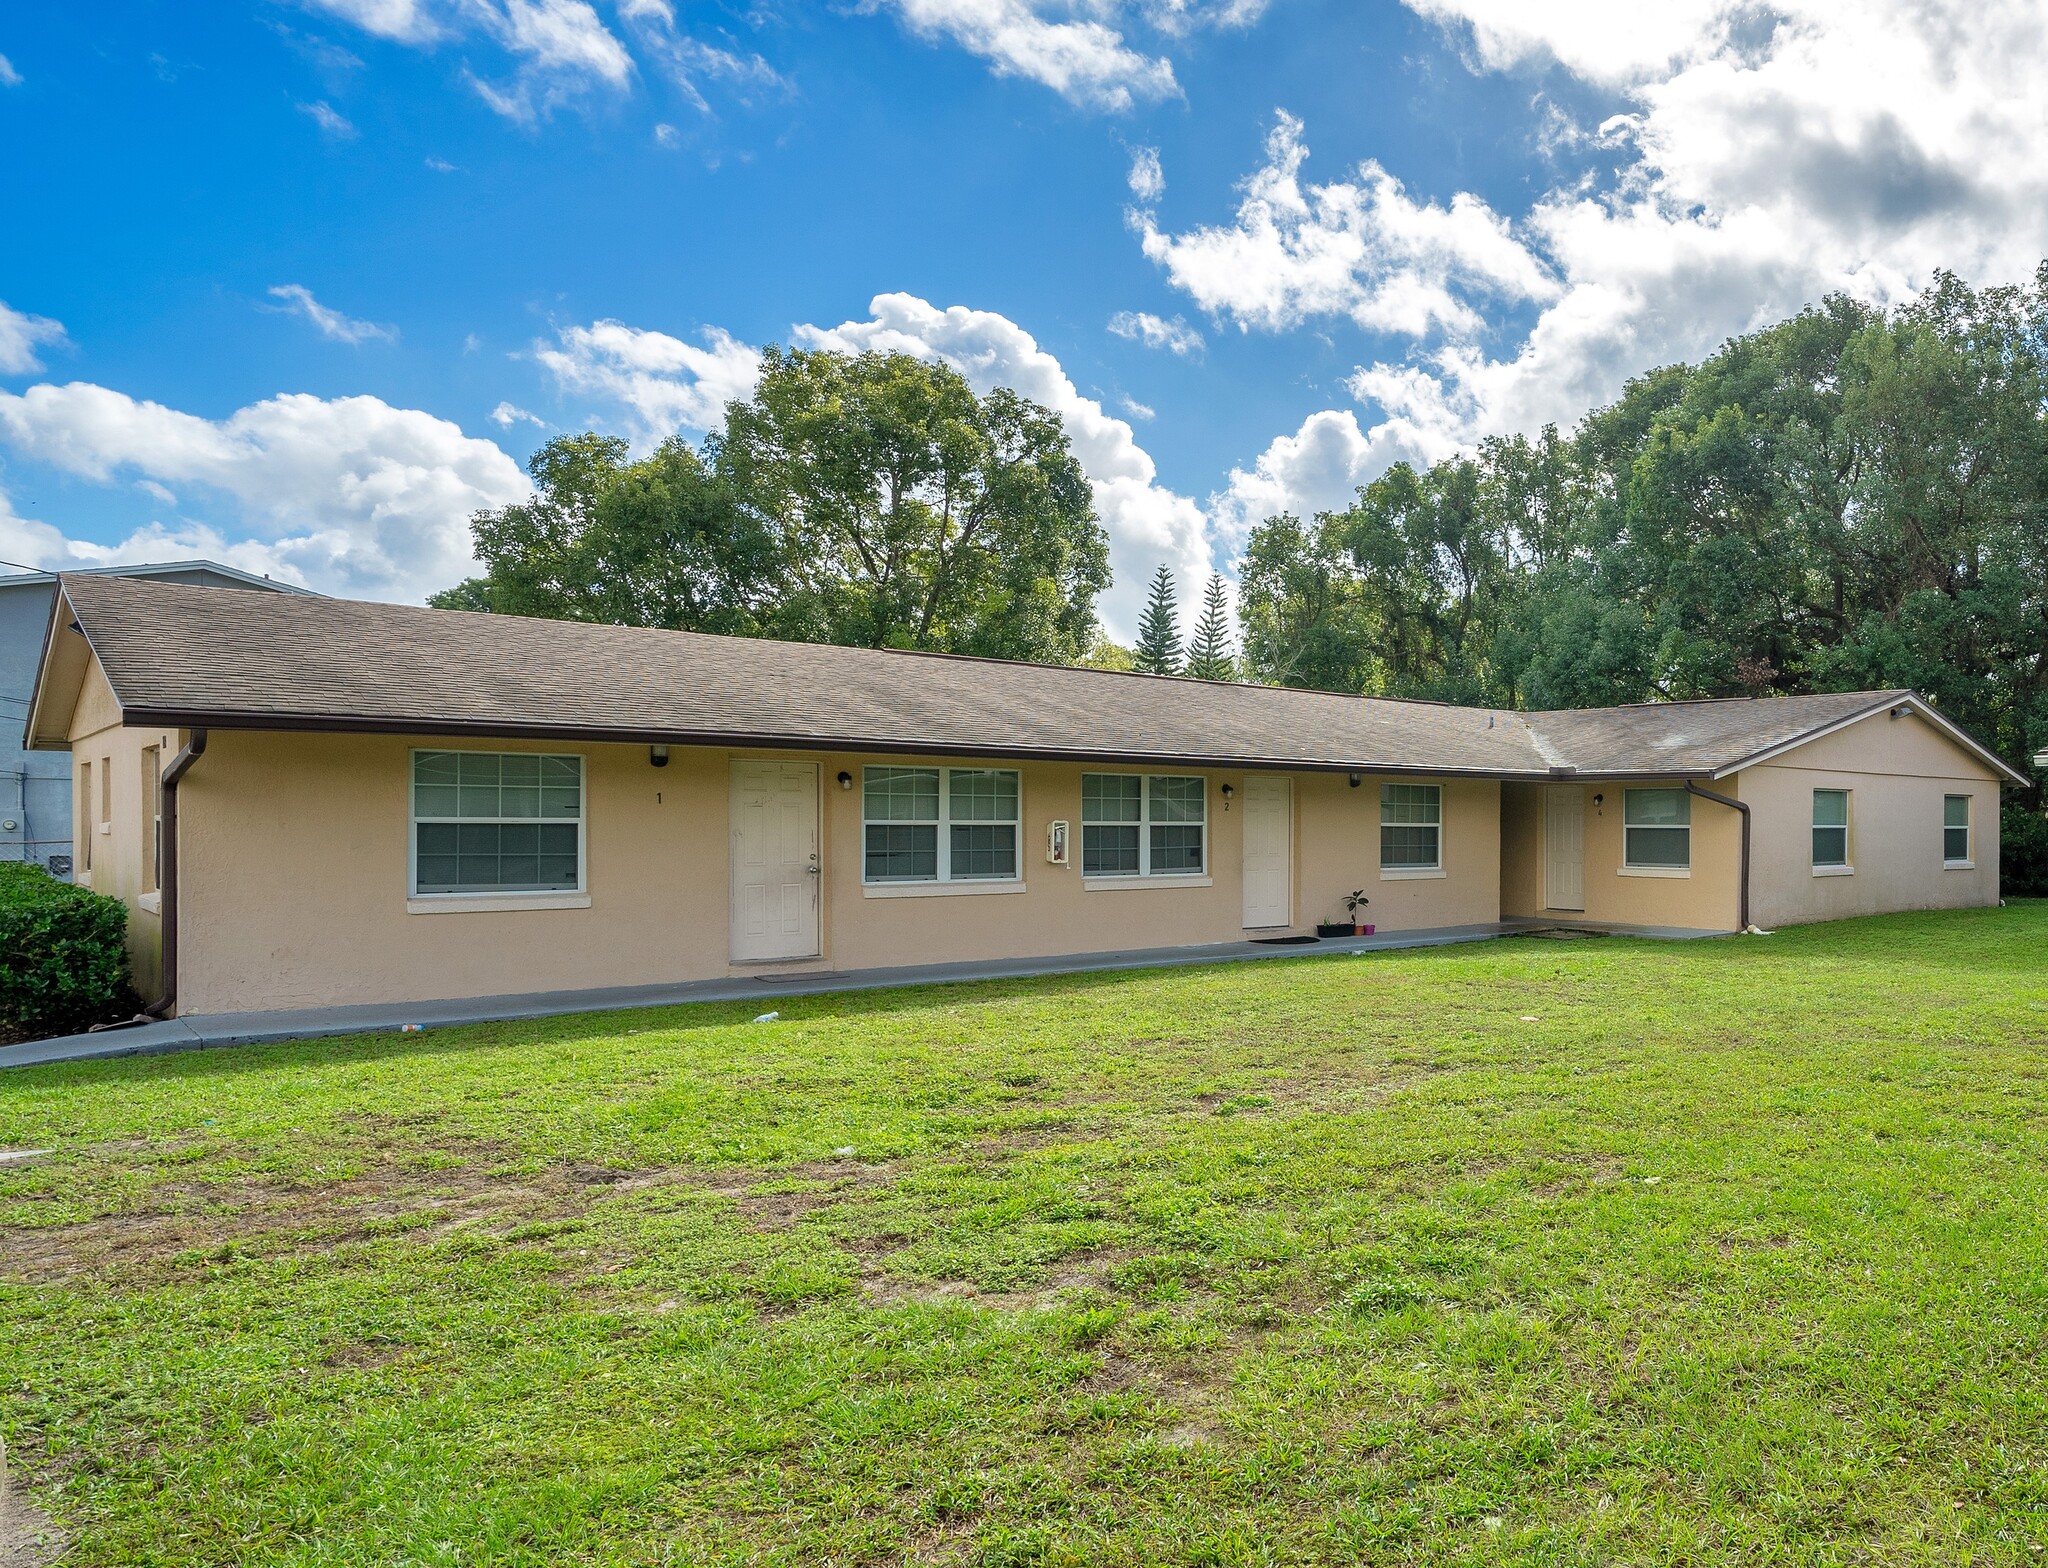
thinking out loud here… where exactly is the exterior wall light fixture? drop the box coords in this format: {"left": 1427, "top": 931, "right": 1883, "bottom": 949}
{"left": 837, "top": 771, "right": 854, "bottom": 790}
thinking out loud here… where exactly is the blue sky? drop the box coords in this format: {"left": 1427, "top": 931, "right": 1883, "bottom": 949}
{"left": 2, "top": 2, "right": 2043, "bottom": 638}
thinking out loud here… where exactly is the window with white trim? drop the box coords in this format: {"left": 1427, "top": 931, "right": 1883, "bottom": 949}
{"left": 1812, "top": 789, "right": 1849, "bottom": 868}
{"left": 1943, "top": 794, "right": 1972, "bottom": 865}
{"left": 862, "top": 767, "right": 1021, "bottom": 884}
{"left": 411, "top": 751, "right": 583, "bottom": 896}
{"left": 1080, "top": 774, "right": 1206, "bottom": 877}
{"left": 1623, "top": 788, "right": 1690, "bottom": 869}
{"left": 1380, "top": 783, "right": 1442, "bottom": 870}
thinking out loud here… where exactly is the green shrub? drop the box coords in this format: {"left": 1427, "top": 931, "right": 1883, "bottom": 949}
{"left": 0, "top": 863, "right": 135, "bottom": 1037}
{"left": 2002, "top": 804, "right": 2048, "bottom": 898}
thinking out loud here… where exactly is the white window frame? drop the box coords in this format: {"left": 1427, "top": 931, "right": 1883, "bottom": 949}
{"left": 860, "top": 766, "right": 1024, "bottom": 888}
{"left": 1379, "top": 782, "right": 1445, "bottom": 879}
{"left": 407, "top": 748, "right": 589, "bottom": 912}
{"left": 1811, "top": 787, "right": 1853, "bottom": 876}
{"left": 1943, "top": 793, "right": 1973, "bottom": 869}
{"left": 1620, "top": 787, "right": 1692, "bottom": 877}
{"left": 1080, "top": 773, "right": 1209, "bottom": 884}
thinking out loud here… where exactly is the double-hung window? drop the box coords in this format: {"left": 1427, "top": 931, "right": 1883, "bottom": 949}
{"left": 1380, "top": 783, "right": 1442, "bottom": 872}
{"left": 862, "top": 767, "right": 1021, "bottom": 884}
{"left": 411, "top": 751, "right": 583, "bottom": 896}
{"left": 1812, "top": 789, "right": 1850, "bottom": 870}
{"left": 1943, "top": 794, "right": 1972, "bottom": 866}
{"left": 1623, "top": 788, "right": 1690, "bottom": 870}
{"left": 1081, "top": 774, "right": 1206, "bottom": 877}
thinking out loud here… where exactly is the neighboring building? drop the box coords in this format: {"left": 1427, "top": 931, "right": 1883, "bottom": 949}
{"left": 1, "top": 562, "right": 312, "bottom": 878}
{"left": 23, "top": 574, "right": 2026, "bottom": 1017}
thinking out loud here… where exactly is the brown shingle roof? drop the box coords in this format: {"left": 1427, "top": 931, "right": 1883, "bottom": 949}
{"left": 50, "top": 573, "right": 2019, "bottom": 782}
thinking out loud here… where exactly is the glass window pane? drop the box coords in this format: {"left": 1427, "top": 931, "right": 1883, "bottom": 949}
{"left": 457, "top": 753, "right": 502, "bottom": 786}
{"left": 416, "top": 822, "right": 458, "bottom": 857}
{"left": 415, "top": 855, "right": 459, "bottom": 891}
{"left": 865, "top": 822, "right": 938, "bottom": 881}
{"left": 500, "top": 755, "right": 541, "bottom": 786}
{"left": 1082, "top": 823, "right": 1140, "bottom": 875}
{"left": 539, "top": 784, "right": 581, "bottom": 818}
{"left": 1148, "top": 776, "right": 1205, "bottom": 824}
{"left": 1150, "top": 823, "right": 1205, "bottom": 873}
{"left": 457, "top": 782, "right": 500, "bottom": 818}
{"left": 499, "top": 785, "right": 541, "bottom": 817}
{"left": 1624, "top": 788, "right": 1690, "bottom": 827}
{"left": 413, "top": 784, "right": 460, "bottom": 817}
{"left": 1082, "top": 774, "right": 1141, "bottom": 824}
{"left": 1813, "top": 790, "right": 1848, "bottom": 828}
{"left": 414, "top": 752, "right": 459, "bottom": 786}
{"left": 1380, "top": 782, "right": 1441, "bottom": 825}
{"left": 1944, "top": 795, "right": 1970, "bottom": 829}
{"left": 950, "top": 823, "right": 1017, "bottom": 879}
{"left": 540, "top": 756, "right": 580, "bottom": 784}
{"left": 864, "top": 768, "right": 940, "bottom": 823}
{"left": 1812, "top": 826, "right": 1848, "bottom": 866}
{"left": 1945, "top": 826, "right": 1970, "bottom": 862}
{"left": 1626, "top": 826, "right": 1690, "bottom": 867}
{"left": 1381, "top": 824, "right": 1440, "bottom": 868}
{"left": 948, "top": 769, "right": 1019, "bottom": 823}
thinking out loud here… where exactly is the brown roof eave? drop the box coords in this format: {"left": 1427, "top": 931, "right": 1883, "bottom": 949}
{"left": 113, "top": 705, "right": 1577, "bottom": 780}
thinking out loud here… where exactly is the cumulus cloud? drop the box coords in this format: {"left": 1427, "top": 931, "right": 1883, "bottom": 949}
{"left": 1171, "top": 2, "right": 2048, "bottom": 532}
{"left": 0, "top": 384, "right": 529, "bottom": 598}
{"left": 868, "top": 0, "right": 1180, "bottom": 111}
{"left": 1107, "top": 309, "right": 1203, "bottom": 356}
{"left": 490, "top": 400, "right": 546, "bottom": 427}
{"left": 302, "top": 0, "right": 440, "bottom": 44}
{"left": 799, "top": 293, "right": 1214, "bottom": 640}
{"left": 1127, "top": 145, "right": 1165, "bottom": 201}
{"left": 265, "top": 284, "right": 397, "bottom": 345}
{"left": 534, "top": 321, "right": 763, "bottom": 445}
{"left": 0, "top": 302, "right": 68, "bottom": 376}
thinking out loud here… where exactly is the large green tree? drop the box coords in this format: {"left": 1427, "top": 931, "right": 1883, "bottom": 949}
{"left": 1184, "top": 573, "right": 1237, "bottom": 681}
{"left": 438, "top": 347, "right": 1111, "bottom": 665}
{"left": 1133, "top": 565, "right": 1183, "bottom": 675}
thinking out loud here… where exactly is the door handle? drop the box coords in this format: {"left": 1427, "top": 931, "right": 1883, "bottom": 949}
{"left": 806, "top": 863, "right": 821, "bottom": 875}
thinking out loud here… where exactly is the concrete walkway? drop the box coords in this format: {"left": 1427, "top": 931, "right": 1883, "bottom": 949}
{"left": 0, "top": 918, "right": 1728, "bottom": 1071}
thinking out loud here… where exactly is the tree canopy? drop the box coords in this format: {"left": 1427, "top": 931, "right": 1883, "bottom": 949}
{"left": 436, "top": 346, "right": 1110, "bottom": 664}
{"left": 1239, "top": 267, "right": 2048, "bottom": 780}
{"left": 1133, "top": 565, "right": 1183, "bottom": 675}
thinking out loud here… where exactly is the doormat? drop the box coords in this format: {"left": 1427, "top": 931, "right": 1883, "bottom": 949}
{"left": 1250, "top": 935, "right": 1321, "bottom": 945}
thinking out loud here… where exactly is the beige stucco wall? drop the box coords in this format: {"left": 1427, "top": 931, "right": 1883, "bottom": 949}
{"left": 64, "top": 664, "right": 176, "bottom": 999}
{"left": 1500, "top": 778, "right": 1745, "bottom": 932}
{"left": 151, "top": 726, "right": 1504, "bottom": 1015}
{"left": 1736, "top": 710, "right": 2001, "bottom": 928}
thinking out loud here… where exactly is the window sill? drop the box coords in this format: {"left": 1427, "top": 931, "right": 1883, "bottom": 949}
{"left": 863, "top": 880, "right": 1026, "bottom": 899}
{"left": 1944, "top": 860, "right": 1975, "bottom": 871}
{"left": 407, "top": 892, "right": 591, "bottom": 914}
{"left": 1812, "top": 864, "right": 1855, "bottom": 878}
{"left": 1083, "top": 874, "right": 1214, "bottom": 891}
{"left": 137, "top": 891, "right": 161, "bottom": 914}
{"left": 1379, "top": 867, "right": 1446, "bottom": 881}
{"left": 1618, "top": 866, "right": 1690, "bottom": 879}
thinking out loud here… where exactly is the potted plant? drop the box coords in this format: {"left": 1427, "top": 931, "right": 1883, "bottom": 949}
{"left": 1317, "top": 891, "right": 1371, "bottom": 938}
{"left": 1345, "top": 889, "right": 1373, "bottom": 935}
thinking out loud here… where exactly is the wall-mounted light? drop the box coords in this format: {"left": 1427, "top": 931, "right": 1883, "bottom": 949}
{"left": 1592, "top": 792, "right": 1604, "bottom": 808}
{"left": 1220, "top": 782, "right": 1235, "bottom": 810}
{"left": 837, "top": 770, "right": 853, "bottom": 791}
{"left": 649, "top": 745, "right": 670, "bottom": 768}
{"left": 1348, "top": 771, "right": 1362, "bottom": 788}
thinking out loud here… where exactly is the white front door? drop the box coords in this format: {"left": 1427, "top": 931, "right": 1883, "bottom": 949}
{"left": 1544, "top": 785, "right": 1585, "bottom": 912}
{"left": 730, "top": 760, "right": 820, "bottom": 962}
{"left": 1242, "top": 773, "right": 1293, "bottom": 929}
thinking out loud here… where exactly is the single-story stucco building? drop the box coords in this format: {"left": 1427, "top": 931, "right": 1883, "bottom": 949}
{"left": 23, "top": 573, "right": 2026, "bottom": 1019}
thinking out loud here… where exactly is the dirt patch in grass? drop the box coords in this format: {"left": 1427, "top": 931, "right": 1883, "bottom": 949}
{"left": 0, "top": 1473, "right": 62, "bottom": 1568}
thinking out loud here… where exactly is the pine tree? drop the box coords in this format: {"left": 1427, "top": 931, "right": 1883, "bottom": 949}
{"left": 1133, "top": 565, "right": 1182, "bottom": 675}
{"left": 1184, "top": 572, "right": 1237, "bottom": 681}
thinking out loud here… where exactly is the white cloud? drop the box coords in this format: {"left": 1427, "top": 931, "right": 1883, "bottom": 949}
{"left": 298, "top": 99, "right": 359, "bottom": 137}
{"left": 0, "top": 53, "right": 22, "bottom": 87}
{"left": 534, "top": 321, "right": 762, "bottom": 445}
{"left": 869, "top": 0, "right": 1180, "bottom": 111}
{"left": 799, "top": 293, "right": 1214, "bottom": 640}
{"left": 0, "top": 384, "right": 529, "bottom": 599}
{"left": 265, "top": 284, "right": 397, "bottom": 345}
{"left": 463, "top": 0, "right": 635, "bottom": 120}
{"left": 1127, "top": 144, "right": 1164, "bottom": 201}
{"left": 490, "top": 400, "right": 545, "bottom": 427}
{"left": 1107, "top": 309, "right": 1203, "bottom": 356}
{"left": 1136, "top": 111, "right": 1560, "bottom": 338}
{"left": 1118, "top": 394, "right": 1155, "bottom": 420}
{"left": 0, "top": 302, "right": 68, "bottom": 376}
{"left": 619, "top": 1, "right": 790, "bottom": 112}
{"left": 1160, "top": 2, "right": 2048, "bottom": 533}
{"left": 302, "top": 0, "right": 441, "bottom": 44}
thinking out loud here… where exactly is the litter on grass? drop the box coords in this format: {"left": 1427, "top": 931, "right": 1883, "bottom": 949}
{"left": 754, "top": 1011, "right": 780, "bottom": 1024}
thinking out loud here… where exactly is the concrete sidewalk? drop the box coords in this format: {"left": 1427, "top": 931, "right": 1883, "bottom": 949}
{"left": 0, "top": 918, "right": 1727, "bottom": 1071}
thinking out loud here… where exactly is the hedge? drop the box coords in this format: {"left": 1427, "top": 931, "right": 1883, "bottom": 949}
{"left": 0, "top": 862, "right": 135, "bottom": 1037}
{"left": 2003, "top": 804, "right": 2048, "bottom": 899}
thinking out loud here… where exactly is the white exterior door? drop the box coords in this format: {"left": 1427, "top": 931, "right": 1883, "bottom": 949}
{"left": 1242, "top": 774, "right": 1293, "bottom": 929}
{"left": 1544, "top": 785, "right": 1585, "bottom": 912}
{"left": 730, "top": 761, "right": 820, "bottom": 962}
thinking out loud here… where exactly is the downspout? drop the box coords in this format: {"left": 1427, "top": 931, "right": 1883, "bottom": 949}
{"left": 144, "top": 728, "right": 208, "bottom": 1018}
{"left": 1685, "top": 779, "right": 1751, "bottom": 933}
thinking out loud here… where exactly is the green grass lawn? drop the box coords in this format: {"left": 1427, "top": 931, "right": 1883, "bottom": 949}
{"left": 4, "top": 907, "right": 2048, "bottom": 1565}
